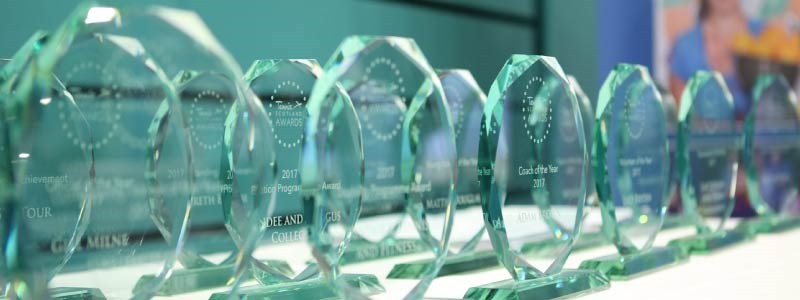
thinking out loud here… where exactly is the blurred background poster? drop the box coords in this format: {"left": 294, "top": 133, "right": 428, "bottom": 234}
{"left": 656, "top": 0, "right": 800, "bottom": 119}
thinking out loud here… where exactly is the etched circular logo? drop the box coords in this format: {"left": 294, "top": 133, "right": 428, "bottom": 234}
{"left": 60, "top": 62, "right": 122, "bottom": 151}
{"left": 267, "top": 80, "right": 307, "bottom": 148}
{"left": 624, "top": 94, "right": 646, "bottom": 140}
{"left": 358, "top": 57, "right": 406, "bottom": 142}
{"left": 444, "top": 85, "right": 467, "bottom": 137}
{"left": 189, "top": 90, "right": 227, "bottom": 150}
{"left": 522, "top": 76, "right": 552, "bottom": 144}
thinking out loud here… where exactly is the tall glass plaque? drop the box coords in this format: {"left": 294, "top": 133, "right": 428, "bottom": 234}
{"left": 6, "top": 3, "right": 275, "bottom": 299}
{"left": 521, "top": 75, "right": 607, "bottom": 255}
{"left": 464, "top": 55, "right": 609, "bottom": 300}
{"left": 667, "top": 71, "right": 746, "bottom": 255}
{"left": 311, "top": 35, "right": 458, "bottom": 299}
{"left": 133, "top": 69, "right": 254, "bottom": 296}
{"left": 0, "top": 33, "right": 96, "bottom": 299}
{"left": 388, "top": 69, "right": 497, "bottom": 279}
{"left": 579, "top": 64, "right": 686, "bottom": 280}
{"left": 209, "top": 59, "right": 382, "bottom": 299}
{"left": 738, "top": 74, "right": 800, "bottom": 234}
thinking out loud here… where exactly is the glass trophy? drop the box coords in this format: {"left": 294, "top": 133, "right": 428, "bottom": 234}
{"left": 666, "top": 71, "right": 747, "bottom": 255}
{"left": 388, "top": 69, "right": 496, "bottom": 279}
{"left": 208, "top": 58, "right": 382, "bottom": 299}
{"left": 464, "top": 55, "right": 609, "bottom": 300}
{"left": 312, "top": 35, "right": 458, "bottom": 299}
{"left": 0, "top": 32, "right": 97, "bottom": 299}
{"left": 135, "top": 68, "right": 257, "bottom": 296}
{"left": 737, "top": 74, "right": 800, "bottom": 235}
{"left": 3, "top": 3, "right": 275, "bottom": 299}
{"left": 578, "top": 63, "right": 686, "bottom": 280}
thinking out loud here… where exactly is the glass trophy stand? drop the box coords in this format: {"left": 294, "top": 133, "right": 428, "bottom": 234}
{"left": 209, "top": 59, "right": 381, "bottom": 299}
{"left": 737, "top": 74, "right": 800, "bottom": 235}
{"left": 0, "top": 31, "right": 100, "bottom": 300}
{"left": 311, "top": 35, "right": 458, "bottom": 299}
{"left": 667, "top": 71, "right": 748, "bottom": 256}
{"left": 387, "top": 69, "right": 498, "bottom": 279}
{"left": 464, "top": 55, "right": 609, "bottom": 300}
{"left": 521, "top": 75, "right": 609, "bottom": 256}
{"left": 579, "top": 64, "right": 686, "bottom": 280}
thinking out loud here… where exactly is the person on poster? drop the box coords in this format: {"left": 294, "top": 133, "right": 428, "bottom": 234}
{"left": 669, "top": 0, "right": 763, "bottom": 119}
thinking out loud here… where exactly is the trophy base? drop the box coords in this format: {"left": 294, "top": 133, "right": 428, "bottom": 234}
{"left": 463, "top": 269, "right": 609, "bottom": 300}
{"left": 48, "top": 287, "right": 106, "bottom": 300}
{"left": 579, "top": 246, "right": 687, "bottom": 280}
{"left": 134, "top": 260, "right": 290, "bottom": 295}
{"left": 521, "top": 232, "right": 608, "bottom": 255}
{"left": 668, "top": 230, "right": 749, "bottom": 256}
{"left": 208, "top": 274, "right": 383, "bottom": 300}
{"left": 735, "top": 216, "right": 800, "bottom": 236}
{"left": 339, "top": 238, "right": 429, "bottom": 264}
{"left": 387, "top": 250, "right": 499, "bottom": 279}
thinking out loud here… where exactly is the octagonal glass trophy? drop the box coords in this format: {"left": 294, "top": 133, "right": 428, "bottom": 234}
{"left": 1, "top": 32, "right": 96, "bottom": 299}
{"left": 520, "top": 75, "right": 607, "bottom": 255}
{"left": 208, "top": 58, "right": 382, "bottom": 299}
{"left": 667, "top": 71, "right": 746, "bottom": 255}
{"left": 312, "top": 35, "right": 458, "bottom": 299}
{"left": 464, "top": 55, "right": 609, "bottom": 300}
{"left": 1, "top": 3, "right": 276, "bottom": 299}
{"left": 135, "top": 67, "right": 267, "bottom": 296}
{"left": 578, "top": 64, "right": 686, "bottom": 280}
{"left": 738, "top": 74, "right": 800, "bottom": 235}
{"left": 387, "top": 69, "right": 496, "bottom": 279}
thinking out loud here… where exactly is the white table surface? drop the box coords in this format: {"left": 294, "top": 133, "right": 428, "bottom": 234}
{"left": 55, "top": 218, "right": 799, "bottom": 299}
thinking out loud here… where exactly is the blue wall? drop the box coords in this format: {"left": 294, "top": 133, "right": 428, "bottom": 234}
{"left": 597, "top": 0, "right": 654, "bottom": 89}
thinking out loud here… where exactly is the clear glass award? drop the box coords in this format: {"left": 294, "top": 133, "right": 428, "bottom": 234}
{"left": 387, "top": 69, "right": 497, "bottom": 279}
{"left": 136, "top": 68, "right": 253, "bottom": 296}
{"left": 666, "top": 71, "right": 747, "bottom": 255}
{"left": 312, "top": 35, "right": 458, "bottom": 299}
{"left": 209, "top": 59, "right": 382, "bottom": 299}
{"left": 0, "top": 31, "right": 97, "bottom": 299}
{"left": 578, "top": 64, "right": 686, "bottom": 280}
{"left": 738, "top": 74, "right": 800, "bottom": 234}
{"left": 464, "top": 55, "right": 609, "bottom": 300}
{"left": 0, "top": 3, "right": 275, "bottom": 298}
